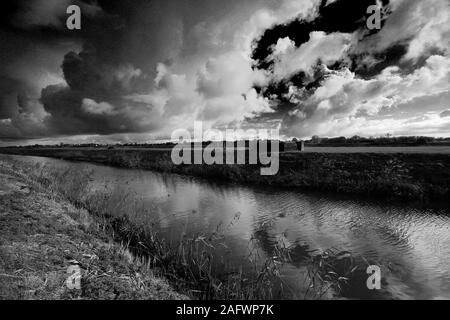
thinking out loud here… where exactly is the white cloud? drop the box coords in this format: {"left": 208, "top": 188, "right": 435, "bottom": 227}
{"left": 82, "top": 99, "right": 116, "bottom": 115}
{"left": 272, "top": 37, "right": 296, "bottom": 55}
{"left": 286, "top": 54, "right": 450, "bottom": 137}
{"left": 403, "top": 0, "right": 450, "bottom": 60}
{"left": 271, "top": 32, "right": 353, "bottom": 80}
{"left": 355, "top": 0, "right": 450, "bottom": 59}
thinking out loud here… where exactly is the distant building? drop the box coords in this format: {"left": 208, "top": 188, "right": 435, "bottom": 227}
{"left": 311, "top": 135, "right": 322, "bottom": 144}
{"left": 281, "top": 140, "right": 304, "bottom": 152}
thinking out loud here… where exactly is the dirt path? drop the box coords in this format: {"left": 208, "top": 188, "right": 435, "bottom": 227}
{"left": 0, "top": 164, "right": 187, "bottom": 300}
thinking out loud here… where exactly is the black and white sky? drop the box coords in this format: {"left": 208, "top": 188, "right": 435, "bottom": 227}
{"left": 0, "top": 0, "right": 449, "bottom": 145}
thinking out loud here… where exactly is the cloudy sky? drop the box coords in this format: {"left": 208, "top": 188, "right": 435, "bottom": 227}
{"left": 0, "top": 0, "right": 449, "bottom": 145}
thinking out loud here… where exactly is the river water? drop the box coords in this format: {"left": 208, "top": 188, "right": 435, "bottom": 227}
{"left": 6, "top": 155, "right": 450, "bottom": 300}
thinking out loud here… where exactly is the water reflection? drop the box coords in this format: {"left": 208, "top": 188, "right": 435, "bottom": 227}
{"left": 6, "top": 155, "right": 450, "bottom": 300}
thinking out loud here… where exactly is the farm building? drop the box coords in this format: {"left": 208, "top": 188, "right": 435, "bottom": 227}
{"left": 281, "top": 141, "right": 304, "bottom": 152}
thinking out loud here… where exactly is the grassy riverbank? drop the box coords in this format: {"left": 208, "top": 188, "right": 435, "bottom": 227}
{"left": 1, "top": 147, "right": 449, "bottom": 202}
{"left": 0, "top": 161, "right": 187, "bottom": 300}
{"left": 0, "top": 157, "right": 379, "bottom": 300}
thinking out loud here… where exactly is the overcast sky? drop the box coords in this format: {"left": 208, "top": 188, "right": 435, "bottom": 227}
{"left": 0, "top": 0, "right": 449, "bottom": 145}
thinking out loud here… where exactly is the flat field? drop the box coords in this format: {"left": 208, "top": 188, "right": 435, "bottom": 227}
{"left": 303, "top": 146, "right": 450, "bottom": 154}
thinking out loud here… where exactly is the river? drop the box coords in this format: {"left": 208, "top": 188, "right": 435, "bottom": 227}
{"left": 5, "top": 154, "right": 450, "bottom": 300}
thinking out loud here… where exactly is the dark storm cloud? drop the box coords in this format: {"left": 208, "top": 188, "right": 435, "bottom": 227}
{"left": 39, "top": 84, "right": 161, "bottom": 135}
{"left": 1, "top": 0, "right": 279, "bottom": 142}
{"left": 61, "top": 50, "right": 147, "bottom": 99}
{"left": 0, "top": 77, "right": 28, "bottom": 119}
{"left": 33, "top": 0, "right": 189, "bottom": 135}
{"left": 0, "top": 0, "right": 106, "bottom": 136}
{"left": 0, "top": 0, "right": 165, "bottom": 137}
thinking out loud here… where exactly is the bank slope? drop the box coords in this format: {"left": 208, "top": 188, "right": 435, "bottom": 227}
{"left": 0, "top": 162, "right": 187, "bottom": 300}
